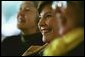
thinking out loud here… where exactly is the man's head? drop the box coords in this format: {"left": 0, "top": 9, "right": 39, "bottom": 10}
{"left": 38, "top": 1, "right": 84, "bottom": 43}
{"left": 17, "top": 1, "right": 39, "bottom": 35}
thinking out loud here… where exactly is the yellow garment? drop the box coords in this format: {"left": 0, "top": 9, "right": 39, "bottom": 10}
{"left": 43, "top": 28, "right": 84, "bottom": 56}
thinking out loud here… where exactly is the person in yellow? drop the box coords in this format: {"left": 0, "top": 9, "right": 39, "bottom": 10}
{"left": 38, "top": 1, "right": 84, "bottom": 56}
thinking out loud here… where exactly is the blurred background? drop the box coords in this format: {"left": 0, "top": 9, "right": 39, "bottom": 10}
{"left": 1, "top": 1, "right": 22, "bottom": 41}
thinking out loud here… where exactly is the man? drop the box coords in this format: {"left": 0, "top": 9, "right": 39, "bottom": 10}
{"left": 38, "top": 1, "right": 84, "bottom": 56}
{"left": 1, "top": 1, "right": 44, "bottom": 56}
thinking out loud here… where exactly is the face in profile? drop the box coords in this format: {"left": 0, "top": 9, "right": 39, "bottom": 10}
{"left": 38, "top": 4, "right": 60, "bottom": 43}
{"left": 38, "top": 1, "right": 82, "bottom": 43}
{"left": 17, "top": 1, "right": 38, "bottom": 31}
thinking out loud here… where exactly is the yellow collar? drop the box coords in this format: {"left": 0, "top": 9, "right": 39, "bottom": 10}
{"left": 43, "top": 28, "right": 84, "bottom": 56}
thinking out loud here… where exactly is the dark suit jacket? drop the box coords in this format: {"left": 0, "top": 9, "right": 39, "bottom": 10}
{"left": 1, "top": 32, "right": 44, "bottom": 56}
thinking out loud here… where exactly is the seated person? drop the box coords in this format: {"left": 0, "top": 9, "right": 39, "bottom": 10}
{"left": 38, "top": 1, "right": 84, "bottom": 56}
{"left": 1, "top": 1, "right": 44, "bottom": 56}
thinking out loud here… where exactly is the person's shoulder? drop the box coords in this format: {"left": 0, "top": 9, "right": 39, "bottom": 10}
{"left": 2, "top": 34, "right": 21, "bottom": 43}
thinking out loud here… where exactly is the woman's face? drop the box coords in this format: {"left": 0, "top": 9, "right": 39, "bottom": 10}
{"left": 38, "top": 4, "right": 61, "bottom": 43}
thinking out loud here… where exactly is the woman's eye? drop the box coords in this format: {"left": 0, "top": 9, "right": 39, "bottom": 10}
{"left": 45, "top": 15, "right": 52, "bottom": 19}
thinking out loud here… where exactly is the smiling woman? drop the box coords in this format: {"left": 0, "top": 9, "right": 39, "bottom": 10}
{"left": 38, "top": 1, "right": 84, "bottom": 56}
{"left": 2, "top": 1, "right": 22, "bottom": 40}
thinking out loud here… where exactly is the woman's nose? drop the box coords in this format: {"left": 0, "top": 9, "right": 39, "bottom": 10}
{"left": 38, "top": 18, "right": 46, "bottom": 27}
